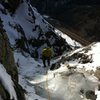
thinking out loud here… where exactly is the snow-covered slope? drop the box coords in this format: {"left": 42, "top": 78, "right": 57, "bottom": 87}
{"left": 2, "top": 1, "right": 100, "bottom": 100}
{"left": 0, "top": 0, "right": 81, "bottom": 58}
{"left": 60, "top": 42, "right": 100, "bottom": 71}
{"left": 1, "top": 1, "right": 100, "bottom": 100}
{"left": 13, "top": 42, "right": 100, "bottom": 100}
{"left": 0, "top": 64, "right": 17, "bottom": 100}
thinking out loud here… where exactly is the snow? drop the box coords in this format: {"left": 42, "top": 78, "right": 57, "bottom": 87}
{"left": 14, "top": 51, "right": 48, "bottom": 100}
{"left": 14, "top": 2, "right": 36, "bottom": 38}
{"left": 0, "top": 0, "right": 83, "bottom": 64}
{"left": 0, "top": 0, "right": 81, "bottom": 48}
{"left": 0, "top": 13, "right": 21, "bottom": 45}
{"left": 13, "top": 43, "right": 100, "bottom": 100}
{"left": 87, "top": 43, "right": 100, "bottom": 67}
{"left": 65, "top": 42, "right": 100, "bottom": 72}
{"left": 0, "top": 64, "right": 17, "bottom": 100}
{"left": 0, "top": 1, "right": 49, "bottom": 45}
{"left": 33, "top": 66, "right": 98, "bottom": 100}
{"left": 0, "top": 0, "right": 100, "bottom": 100}
{"left": 0, "top": 4, "right": 4, "bottom": 9}
{"left": 55, "top": 29, "right": 82, "bottom": 48}
{"left": 29, "top": 4, "right": 50, "bottom": 33}
{"left": 96, "top": 91, "right": 100, "bottom": 100}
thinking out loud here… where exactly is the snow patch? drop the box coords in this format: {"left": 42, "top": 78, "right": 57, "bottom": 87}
{"left": 55, "top": 29, "right": 82, "bottom": 48}
{"left": 0, "top": 64, "right": 17, "bottom": 100}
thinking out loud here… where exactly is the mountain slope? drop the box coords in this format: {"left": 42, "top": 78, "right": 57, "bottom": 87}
{"left": 0, "top": 1, "right": 100, "bottom": 100}
{"left": 0, "top": 0, "right": 81, "bottom": 59}
{"left": 0, "top": 0, "right": 82, "bottom": 100}
{"left": 31, "top": 0, "right": 100, "bottom": 43}
{"left": 13, "top": 42, "right": 100, "bottom": 100}
{"left": 0, "top": 27, "right": 25, "bottom": 100}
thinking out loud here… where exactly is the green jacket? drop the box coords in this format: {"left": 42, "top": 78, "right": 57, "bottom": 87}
{"left": 42, "top": 48, "right": 52, "bottom": 58}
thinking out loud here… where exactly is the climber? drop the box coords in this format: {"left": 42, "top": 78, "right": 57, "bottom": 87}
{"left": 42, "top": 47, "right": 52, "bottom": 67}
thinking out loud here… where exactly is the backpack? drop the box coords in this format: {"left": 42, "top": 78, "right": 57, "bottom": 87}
{"left": 42, "top": 48, "right": 52, "bottom": 58}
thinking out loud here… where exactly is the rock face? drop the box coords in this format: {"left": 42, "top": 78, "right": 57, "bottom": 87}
{"left": 1, "top": 0, "right": 20, "bottom": 13}
{"left": 0, "top": 0, "right": 73, "bottom": 59}
{"left": 0, "top": 28, "right": 25, "bottom": 100}
{"left": 31, "top": 0, "right": 100, "bottom": 42}
{"left": 0, "top": 30, "right": 17, "bottom": 80}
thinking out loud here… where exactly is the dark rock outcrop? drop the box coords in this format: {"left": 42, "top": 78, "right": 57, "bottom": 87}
{"left": 1, "top": 0, "right": 21, "bottom": 14}
{"left": 0, "top": 28, "right": 25, "bottom": 100}
{"left": 31, "top": 0, "right": 100, "bottom": 42}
